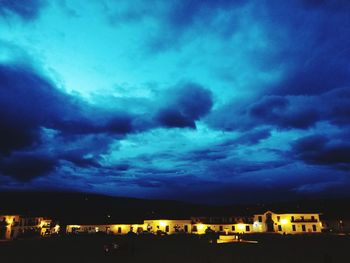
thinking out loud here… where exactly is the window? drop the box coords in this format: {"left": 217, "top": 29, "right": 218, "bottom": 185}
{"left": 312, "top": 225, "right": 317, "bottom": 232}
{"left": 311, "top": 216, "right": 315, "bottom": 221}
{"left": 246, "top": 225, "right": 250, "bottom": 232}
{"left": 278, "top": 225, "right": 282, "bottom": 231}
{"left": 118, "top": 227, "right": 121, "bottom": 233}
{"left": 165, "top": 225, "right": 169, "bottom": 232}
{"left": 174, "top": 225, "right": 180, "bottom": 232}
{"left": 232, "top": 225, "right": 235, "bottom": 231}
{"left": 258, "top": 216, "right": 262, "bottom": 222}
{"left": 277, "top": 216, "right": 280, "bottom": 222}
{"left": 192, "top": 226, "right": 197, "bottom": 232}
{"left": 302, "top": 225, "right": 306, "bottom": 232}
{"left": 219, "top": 226, "right": 223, "bottom": 231}
{"left": 292, "top": 225, "right": 296, "bottom": 231}
{"left": 291, "top": 216, "right": 294, "bottom": 221}
{"left": 184, "top": 225, "right": 188, "bottom": 232}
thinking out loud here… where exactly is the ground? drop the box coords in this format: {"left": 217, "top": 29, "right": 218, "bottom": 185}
{"left": 0, "top": 234, "right": 349, "bottom": 263}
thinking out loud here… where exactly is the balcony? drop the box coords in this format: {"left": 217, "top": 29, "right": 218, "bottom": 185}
{"left": 291, "top": 218, "right": 318, "bottom": 223}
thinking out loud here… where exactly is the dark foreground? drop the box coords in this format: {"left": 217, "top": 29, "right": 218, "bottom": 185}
{"left": 0, "top": 234, "right": 349, "bottom": 263}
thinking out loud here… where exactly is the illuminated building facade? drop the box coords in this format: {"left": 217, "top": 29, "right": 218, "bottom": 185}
{"left": 66, "top": 211, "right": 323, "bottom": 236}
{"left": 66, "top": 223, "right": 145, "bottom": 235}
{"left": 0, "top": 215, "right": 59, "bottom": 240}
{"left": 253, "top": 211, "right": 322, "bottom": 234}
{"left": 144, "top": 219, "right": 192, "bottom": 234}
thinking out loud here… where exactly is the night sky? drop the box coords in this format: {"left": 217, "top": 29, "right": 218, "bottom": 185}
{"left": 0, "top": 0, "right": 349, "bottom": 204}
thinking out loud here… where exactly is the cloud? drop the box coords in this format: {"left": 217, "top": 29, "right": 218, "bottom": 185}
{"left": 208, "top": 86, "right": 350, "bottom": 132}
{"left": 0, "top": 0, "right": 45, "bottom": 20}
{"left": 0, "top": 64, "right": 65, "bottom": 154}
{"left": 0, "top": 64, "right": 140, "bottom": 154}
{"left": 104, "top": 0, "right": 247, "bottom": 53}
{"left": 1, "top": 0, "right": 350, "bottom": 202}
{"left": 0, "top": 63, "right": 215, "bottom": 182}
{"left": 0, "top": 63, "right": 137, "bottom": 180}
{"left": 292, "top": 134, "right": 350, "bottom": 169}
{"left": 0, "top": 153, "right": 56, "bottom": 181}
{"left": 323, "top": 87, "right": 350, "bottom": 126}
{"left": 248, "top": 95, "right": 320, "bottom": 129}
{"left": 223, "top": 129, "right": 271, "bottom": 146}
{"left": 156, "top": 83, "right": 213, "bottom": 128}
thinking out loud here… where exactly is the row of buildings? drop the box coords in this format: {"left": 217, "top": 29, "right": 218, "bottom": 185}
{"left": 0, "top": 215, "right": 59, "bottom": 240}
{"left": 66, "top": 211, "right": 324, "bottom": 236}
{"left": 2, "top": 210, "right": 349, "bottom": 240}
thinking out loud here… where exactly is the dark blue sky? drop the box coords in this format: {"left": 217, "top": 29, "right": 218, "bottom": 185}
{"left": 0, "top": 0, "right": 349, "bottom": 204}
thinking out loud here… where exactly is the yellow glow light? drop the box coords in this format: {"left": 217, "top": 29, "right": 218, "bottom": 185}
{"left": 237, "top": 224, "right": 245, "bottom": 231}
{"left": 197, "top": 224, "right": 204, "bottom": 230}
{"left": 280, "top": 219, "right": 289, "bottom": 225}
{"left": 159, "top": 221, "right": 167, "bottom": 227}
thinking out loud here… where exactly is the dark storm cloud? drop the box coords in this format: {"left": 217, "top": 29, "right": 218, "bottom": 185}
{"left": 2, "top": 0, "right": 350, "bottom": 202}
{"left": 292, "top": 134, "right": 350, "bottom": 169}
{"left": 60, "top": 150, "right": 102, "bottom": 168}
{"left": 0, "top": 64, "right": 66, "bottom": 154}
{"left": 188, "top": 148, "right": 227, "bottom": 162}
{"left": 324, "top": 87, "right": 350, "bottom": 126}
{"left": 185, "top": 129, "right": 271, "bottom": 163}
{"left": 0, "top": 0, "right": 45, "bottom": 20}
{"left": 207, "top": 159, "right": 289, "bottom": 177}
{"left": 0, "top": 64, "right": 215, "bottom": 182}
{"left": 263, "top": 0, "right": 350, "bottom": 96}
{"left": 0, "top": 64, "right": 138, "bottom": 155}
{"left": 0, "top": 153, "right": 56, "bottom": 181}
{"left": 156, "top": 83, "right": 213, "bottom": 128}
{"left": 208, "top": 86, "right": 350, "bottom": 132}
{"left": 53, "top": 114, "right": 134, "bottom": 135}
{"left": 247, "top": 95, "right": 320, "bottom": 129}
{"left": 0, "top": 64, "right": 136, "bottom": 180}
{"left": 157, "top": 108, "right": 195, "bottom": 128}
{"left": 132, "top": 174, "right": 200, "bottom": 189}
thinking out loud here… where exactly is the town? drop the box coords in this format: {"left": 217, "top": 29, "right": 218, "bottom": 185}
{"left": 1, "top": 210, "right": 348, "bottom": 240}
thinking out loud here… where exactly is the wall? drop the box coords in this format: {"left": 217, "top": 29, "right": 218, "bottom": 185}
{"left": 144, "top": 220, "right": 192, "bottom": 234}
{"left": 253, "top": 211, "right": 322, "bottom": 234}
